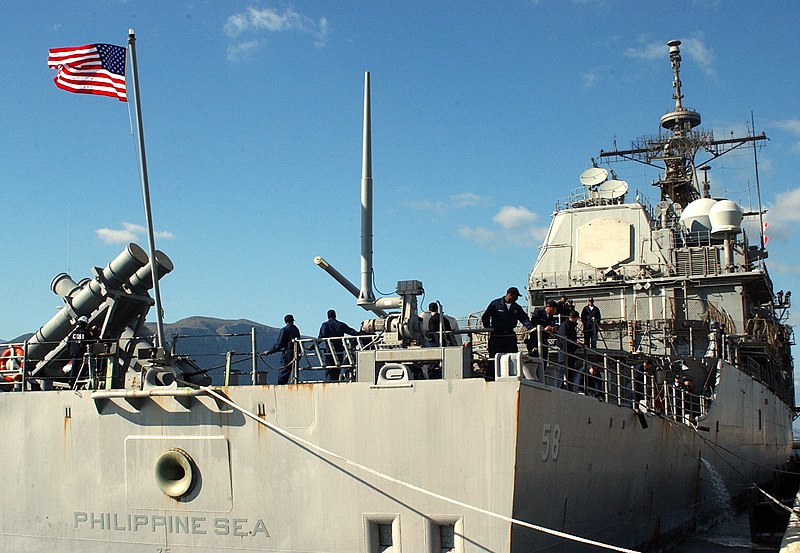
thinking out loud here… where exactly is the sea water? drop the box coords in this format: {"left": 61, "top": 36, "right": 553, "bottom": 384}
{"left": 669, "top": 458, "right": 777, "bottom": 552}
{"left": 669, "top": 511, "right": 774, "bottom": 552}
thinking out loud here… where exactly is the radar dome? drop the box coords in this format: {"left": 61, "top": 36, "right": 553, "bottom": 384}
{"left": 708, "top": 199, "right": 743, "bottom": 235}
{"left": 679, "top": 198, "right": 717, "bottom": 233}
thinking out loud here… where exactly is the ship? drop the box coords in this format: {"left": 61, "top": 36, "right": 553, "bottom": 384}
{"left": 0, "top": 40, "right": 794, "bottom": 553}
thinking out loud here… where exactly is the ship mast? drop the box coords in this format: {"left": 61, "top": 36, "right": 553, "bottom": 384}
{"left": 599, "top": 40, "right": 767, "bottom": 208}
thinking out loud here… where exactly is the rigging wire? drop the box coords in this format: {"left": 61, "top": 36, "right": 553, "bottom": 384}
{"left": 664, "top": 415, "right": 799, "bottom": 516}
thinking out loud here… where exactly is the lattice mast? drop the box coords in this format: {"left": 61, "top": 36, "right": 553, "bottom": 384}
{"left": 598, "top": 40, "right": 766, "bottom": 209}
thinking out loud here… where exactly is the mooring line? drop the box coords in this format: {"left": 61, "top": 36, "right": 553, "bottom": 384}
{"left": 185, "top": 381, "right": 640, "bottom": 553}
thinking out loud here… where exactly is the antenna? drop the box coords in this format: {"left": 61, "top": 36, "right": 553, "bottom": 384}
{"left": 751, "top": 111, "right": 766, "bottom": 251}
{"left": 600, "top": 40, "right": 764, "bottom": 208}
{"left": 699, "top": 165, "right": 711, "bottom": 198}
{"left": 661, "top": 40, "right": 701, "bottom": 133}
{"left": 358, "top": 72, "right": 376, "bottom": 306}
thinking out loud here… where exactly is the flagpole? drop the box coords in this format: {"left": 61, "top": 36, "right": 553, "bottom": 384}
{"left": 127, "top": 29, "right": 166, "bottom": 352}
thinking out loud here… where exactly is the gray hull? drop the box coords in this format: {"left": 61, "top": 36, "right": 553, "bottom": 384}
{"left": 1, "top": 361, "right": 789, "bottom": 552}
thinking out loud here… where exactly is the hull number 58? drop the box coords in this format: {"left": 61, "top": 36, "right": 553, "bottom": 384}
{"left": 541, "top": 423, "right": 561, "bottom": 461}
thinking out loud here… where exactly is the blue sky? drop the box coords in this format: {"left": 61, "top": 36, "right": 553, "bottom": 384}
{"left": 3, "top": 1, "right": 800, "bottom": 362}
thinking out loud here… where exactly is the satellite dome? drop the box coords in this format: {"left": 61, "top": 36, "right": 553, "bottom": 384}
{"left": 708, "top": 199, "right": 743, "bottom": 235}
{"left": 580, "top": 167, "right": 608, "bottom": 187}
{"left": 596, "top": 179, "right": 628, "bottom": 200}
{"left": 679, "top": 198, "right": 717, "bottom": 233}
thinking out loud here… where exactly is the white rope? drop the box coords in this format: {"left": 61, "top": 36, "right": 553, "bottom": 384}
{"left": 755, "top": 484, "right": 799, "bottom": 516}
{"left": 668, "top": 416, "right": 800, "bottom": 516}
{"left": 191, "top": 382, "right": 640, "bottom": 553}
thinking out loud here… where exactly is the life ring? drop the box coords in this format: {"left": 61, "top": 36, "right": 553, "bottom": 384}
{"left": 0, "top": 346, "right": 24, "bottom": 381}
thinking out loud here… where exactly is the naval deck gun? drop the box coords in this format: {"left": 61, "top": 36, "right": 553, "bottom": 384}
{"left": 312, "top": 72, "right": 475, "bottom": 383}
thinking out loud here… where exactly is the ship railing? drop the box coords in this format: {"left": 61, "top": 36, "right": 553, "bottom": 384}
{"left": 661, "top": 382, "right": 707, "bottom": 425}
{"left": 554, "top": 187, "right": 651, "bottom": 212}
{"left": 528, "top": 327, "right": 638, "bottom": 406}
{"left": 292, "top": 334, "right": 381, "bottom": 382}
{"left": 0, "top": 340, "right": 27, "bottom": 390}
{"left": 530, "top": 328, "right": 708, "bottom": 424}
{"left": 0, "top": 339, "right": 122, "bottom": 392}
{"left": 529, "top": 264, "right": 677, "bottom": 290}
{"left": 171, "top": 329, "right": 266, "bottom": 386}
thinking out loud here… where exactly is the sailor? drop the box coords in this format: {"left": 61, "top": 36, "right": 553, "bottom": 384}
{"left": 526, "top": 300, "right": 559, "bottom": 364}
{"left": 557, "top": 310, "right": 581, "bottom": 390}
{"left": 318, "top": 309, "right": 360, "bottom": 382}
{"left": 586, "top": 364, "right": 603, "bottom": 399}
{"left": 683, "top": 377, "right": 699, "bottom": 420}
{"left": 670, "top": 373, "right": 684, "bottom": 420}
{"left": 428, "top": 303, "right": 457, "bottom": 346}
{"left": 580, "top": 298, "right": 601, "bottom": 348}
{"left": 265, "top": 314, "right": 301, "bottom": 385}
{"left": 555, "top": 295, "right": 570, "bottom": 322}
{"left": 66, "top": 315, "right": 91, "bottom": 384}
{"left": 481, "top": 287, "right": 534, "bottom": 380}
{"left": 632, "top": 358, "right": 654, "bottom": 404}
{"left": 423, "top": 302, "right": 461, "bottom": 379}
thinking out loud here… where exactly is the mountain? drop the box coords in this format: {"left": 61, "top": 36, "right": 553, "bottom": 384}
{"left": 150, "top": 316, "right": 284, "bottom": 384}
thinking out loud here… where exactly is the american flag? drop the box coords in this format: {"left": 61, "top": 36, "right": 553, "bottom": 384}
{"left": 48, "top": 43, "right": 127, "bottom": 102}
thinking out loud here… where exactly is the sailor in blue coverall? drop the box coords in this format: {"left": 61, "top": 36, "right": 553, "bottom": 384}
{"left": 481, "top": 287, "right": 534, "bottom": 380}
{"left": 318, "top": 309, "right": 360, "bottom": 382}
{"left": 266, "top": 314, "right": 301, "bottom": 384}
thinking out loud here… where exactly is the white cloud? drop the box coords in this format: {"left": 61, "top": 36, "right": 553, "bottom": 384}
{"left": 457, "top": 225, "right": 497, "bottom": 246}
{"left": 493, "top": 205, "right": 538, "bottom": 229}
{"left": 224, "top": 7, "right": 329, "bottom": 49}
{"left": 96, "top": 227, "right": 138, "bottom": 244}
{"left": 315, "top": 18, "right": 329, "bottom": 47}
{"left": 226, "top": 40, "right": 261, "bottom": 63}
{"left": 408, "top": 191, "right": 487, "bottom": 213}
{"left": 772, "top": 119, "right": 800, "bottom": 153}
{"left": 450, "top": 192, "right": 486, "bottom": 208}
{"left": 764, "top": 187, "right": 800, "bottom": 242}
{"left": 458, "top": 206, "right": 548, "bottom": 249}
{"left": 624, "top": 42, "right": 663, "bottom": 61}
{"left": 408, "top": 199, "right": 446, "bottom": 214}
{"left": 96, "top": 222, "right": 173, "bottom": 245}
{"left": 679, "top": 38, "right": 715, "bottom": 76}
{"left": 582, "top": 71, "right": 598, "bottom": 89}
{"left": 773, "top": 119, "right": 800, "bottom": 134}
